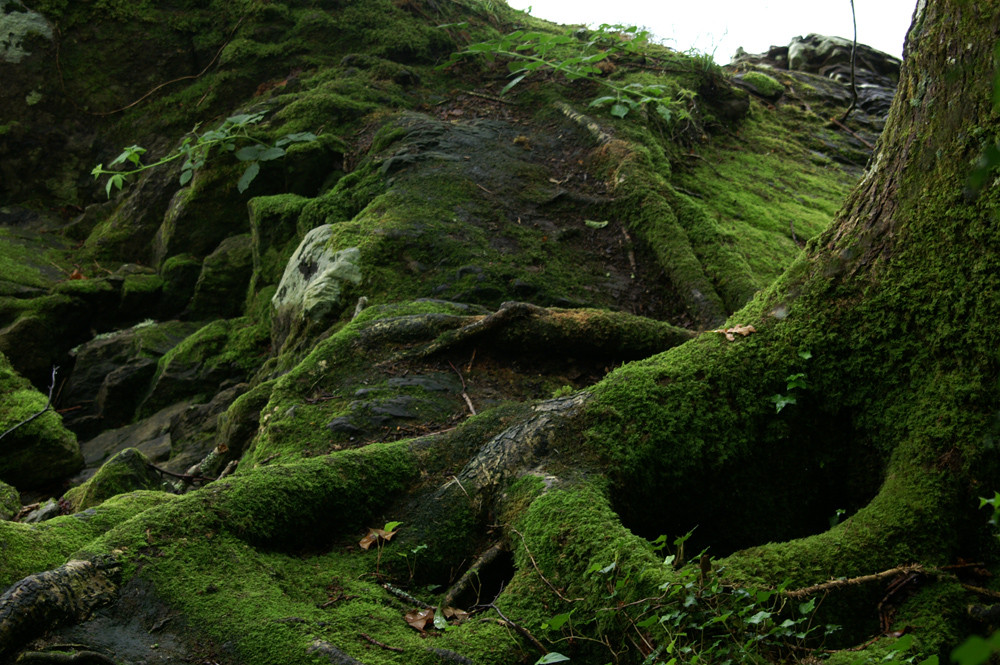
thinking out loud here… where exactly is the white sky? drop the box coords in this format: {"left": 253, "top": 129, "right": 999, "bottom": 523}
{"left": 502, "top": 0, "right": 916, "bottom": 63}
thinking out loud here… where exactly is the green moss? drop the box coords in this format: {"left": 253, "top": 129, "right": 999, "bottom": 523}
{"left": 0, "top": 490, "right": 174, "bottom": 588}
{"left": 0, "top": 479, "right": 19, "bottom": 520}
{"left": 0, "top": 351, "right": 82, "bottom": 488}
{"left": 62, "top": 448, "right": 166, "bottom": 512}
{"left": 741, "top": 71, "right": 784, "bottom": 98}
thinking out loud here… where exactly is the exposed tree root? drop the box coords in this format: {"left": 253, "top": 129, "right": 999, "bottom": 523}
{"left": 0, "top": 559, "right": 120, "bottom": 660}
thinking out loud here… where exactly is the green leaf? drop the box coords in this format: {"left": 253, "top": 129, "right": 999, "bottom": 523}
{"left": 771, "top": 394, "right": 796, "bottom": 412}
{"left": 747, "top": 610, "right": 771, "bottom": 625}
{"left": 535, "top": 654, "right": 570, "bottom": 664}
{"left": 584, "top": 219, "right": 609, "bottom": 229}
{"left": 258, "top": 146, "right": 286, "bottom": 162}
{"left": 543, "top": 612, "right": 573, "bottom": 631}
{"left": 798, "top": 598, "right": 816, "bottom": 614}
{"left": 179, "top": 169, "right": 193, "bottom": 186}
{"left": 598, "top": 561, "right": 616, "bottom": 574}
{"left": 275, "top": 132, "right": 318, "bottom": 147}
{"left": 610, "top": 103, "right": 630, "bottom": 118}
{"left": 91, "top": 164, "right": 104, "bottom": 178}
{"left": 656, "top": 104, "right": 673, "bottom": 123}
{"left": 798, "top": 349, "right": 813, "bottom": 360}
{"left": 433, "top": 611, "right": 448, "bottom": 630}
{"left": 501, "top": 73, "right": 528, "bottom": 95}
{"left": 383, "top": 521, "right": 403, "bottom": 532}
{"left": 235, "top": 145, "right": 265, "bottom": 162}
{"left": 952, "top": 635, "right": 996, "bottom": 665}
{"left": 237, "top": 161, "right": 260, "bottom": 193}
{"left": 917, "top": 656, "right": 939, "bottom": 665}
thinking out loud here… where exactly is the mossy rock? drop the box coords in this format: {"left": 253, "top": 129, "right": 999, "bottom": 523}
{"left": 62, "top": 448, "right": 165, "bottom": 512}
{"left": 187, "top": 234, "right": 254, "bottom": 320}
{"left": 0, "top": 351, "right": 82, "bottom": 488}
{"left": 736, "top": 71, "right": 785, "bottom": 100}
{"left": 0, "top": 480, "right": 19, "bottom": 520}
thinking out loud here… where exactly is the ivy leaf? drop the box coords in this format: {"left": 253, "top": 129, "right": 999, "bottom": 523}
{"left": 237, "top": 161, "right": 260, "bottom": 193}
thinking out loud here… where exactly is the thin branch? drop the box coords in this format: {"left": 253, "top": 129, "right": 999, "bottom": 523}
{"left": 483, "top": 602, "right": 548, "bottom": 654}
{"left": 448, "top": 361, "right": 477, "bottom": 416}
{"left": 512, "top": 528, "right": 583, "bottom": 603}
{"left": 359, "top": 633, "right": 404, "bottom": 653}
{"left": 55, "top": 15, "right": 247, "bottom": 117}
{"left": 783, "top": 564, "right": 924, "bottom": 599}
{"left": 145, "top": 462, "right": 215, "bottom": 485}
{"left": 0, "top": 366, "right": 57, "bottom": 441}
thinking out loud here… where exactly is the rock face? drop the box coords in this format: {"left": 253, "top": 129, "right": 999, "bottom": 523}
{"left": 730, "top": 33, "right": 901, "bottom": 164}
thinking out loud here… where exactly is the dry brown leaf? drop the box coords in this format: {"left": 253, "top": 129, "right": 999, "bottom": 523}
{"left": 443, "top": 607, "right": 469, "bottom": 622}
{"left": 358, "top": 527, "right": 398, "bottom": 550}
{"left": 405, "top": 608, "right": 434, "bottom": 632}
{"left": 709, "top": 324, "right": 757, "bottom": 342}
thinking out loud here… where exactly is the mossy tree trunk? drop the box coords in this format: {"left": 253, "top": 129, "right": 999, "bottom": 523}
{"left": 3, "top": 1, "right": 1000, "bottom": 663}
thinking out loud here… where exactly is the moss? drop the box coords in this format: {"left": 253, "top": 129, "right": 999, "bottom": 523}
{"left": 741, "top": 71, "right": 784, "bottom": 98}
{"left": 0, "top": 351, "right": 82, "bottom": 488}
{"left": 62, "top": 448, "right": 166, "bottom": 512}
{"left": 0, "top": 479, "right": 19, "bottom": 520}
{"left": 140, "top": 317, "right": 269, "bottom": 417}
{"left": 0, "top": 490, "right": 174, "bottom": 589}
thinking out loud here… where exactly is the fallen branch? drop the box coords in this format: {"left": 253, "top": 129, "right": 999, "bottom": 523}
{"left": 0, "top": 366, "right": 57, "bottom": 442}
{"left": 783, "top": 564, "right": 924, "bottom": 598}
{"left": 382, "top": 583, "right": 434, "bottom": 609}
{"left": 145, "top": 462, "right": 215, "bottom": 485}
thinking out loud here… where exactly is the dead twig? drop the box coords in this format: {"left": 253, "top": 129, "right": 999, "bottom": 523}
{"left": 145, "top": 462, "right": 215, "bottom": 485}
{"left": 443, "top": 542, "right": 505, "bottom": 608}
{"left": 512, "top": 528, "right": 583, "bottom": 603}
{"left": 55, "top": 15, "right": 247, "bottom": 116}
{"left": 481, "top": 600, "right": 548, "bottom": 654}
{"left": 382, "top": 583, "right": 434, "bottom": 609}
{"left": 448, "top": 361, "right": 477, "bottom": 416}
{"left": 783, "top": 564, "right": 924, "bottom": 599}
{"left": 829, "top": 116, "right": 875, "bottom": 150}
{"left": 360, "top": 633, "right": 404, "bottom": 653}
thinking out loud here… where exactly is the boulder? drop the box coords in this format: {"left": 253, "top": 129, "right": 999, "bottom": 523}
{"left": 0, "top": 480, "right": 18, "bottom": 520}
{"left": 60, "top": 320, "right": 203, "bottom": 439}
{"left": 62, "top": 448, "right": 165, "bottom": 512}
{"left": 271, "top": 225, "right": 362, "bottom": 351}
{"left": 0, "top": 353, "right": 82, "bottom": 488}
{"left": 187, "top": 234, "right": 254, "bottom": 319}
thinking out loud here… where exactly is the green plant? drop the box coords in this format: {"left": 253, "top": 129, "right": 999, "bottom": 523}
{"left": 543, "top": 543, "right": 841, "bottom": 665}
{"left": 91, "top": 112, "right": 316, "bottom": 197}
{"left": 771, "top": 349, "right": 812, "bottom": 413}
{"left": 443, "top": 25, "right": 694, "bottom": 123}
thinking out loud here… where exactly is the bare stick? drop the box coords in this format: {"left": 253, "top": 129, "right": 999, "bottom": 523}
{"left": 145, "top": 462, "right": 215, "bottom": 485}
{"left": 484, "top": 602, "right": 548, "bottom": 654}
{"left": 0, "top": 366, "right": 57, "bottom": 441}
{"left": 382, "top": 583, "right": 434, "bottom": 609}
{"left": 783, "top": 564, "right": 924, "bottom": 598}
{"left": 359, "top": 633, "right": 404, "bottom": 653}
{"left": 448, "top": 361, "right": 477, "bottom": 416}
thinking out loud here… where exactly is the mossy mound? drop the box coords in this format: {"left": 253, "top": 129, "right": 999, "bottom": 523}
{"left": 0, "top": 352, "right": 81, "bottom": 489}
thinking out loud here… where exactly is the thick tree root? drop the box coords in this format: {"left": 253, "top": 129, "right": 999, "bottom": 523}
{"left": 0, "top": 558, "right": 120, "bottom": 660}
